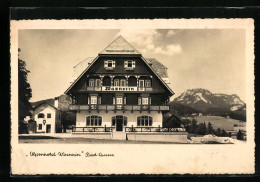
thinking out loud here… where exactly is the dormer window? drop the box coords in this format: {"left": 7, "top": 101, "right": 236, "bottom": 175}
{"left": 104, "top": 60, "right": 115, "bottom": 70}
{"left": 124, "top": 60, "right": 135, "bottom": 70}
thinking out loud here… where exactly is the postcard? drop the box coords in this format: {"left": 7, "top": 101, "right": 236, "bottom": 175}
{"left": 11, "top": 19, "right": 255, "bottom": 175}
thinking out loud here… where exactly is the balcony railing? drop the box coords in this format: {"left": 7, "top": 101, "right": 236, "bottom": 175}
{"left": 72, "top": 126, "right": 115, "bottom": 133}
{"left": 71, "top": 126, "right": 185, "bottom": 133}
{"left": 125, "top": 127, "right": 186, "bottom": 133}
{"left": 85, "top": 86, "right": 153, "bottom": 92}
{"left": 68, "top": 104, "right": 169, "bottom": 111}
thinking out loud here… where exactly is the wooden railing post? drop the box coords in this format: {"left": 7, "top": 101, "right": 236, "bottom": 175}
{"left": 83, "top": 127, "right": 84, "bottom": 133}
{"left": 105, "top": 125, "right": 106, "bottom": 132}
{"left": 141, "top": 127, "right": 142, "bottom": 133}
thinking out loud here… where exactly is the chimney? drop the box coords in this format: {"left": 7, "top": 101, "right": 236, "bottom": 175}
{"left": 54, "top": 97, "right": 59, "bottom": 108}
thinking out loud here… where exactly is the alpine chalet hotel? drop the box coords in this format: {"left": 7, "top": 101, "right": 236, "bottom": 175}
{"left": 65, "top": 36, "right": 187, "bottom": 142}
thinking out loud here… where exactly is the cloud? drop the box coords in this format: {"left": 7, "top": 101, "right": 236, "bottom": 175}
{"left": 166, "top": 30, "right": 176, "bottom": 37}
{"left": 116, "top": 29, "right": 181, "bottom": 56}
{"left": 153, "top": 44, "right": 182, "bottom": 55}
{"left": 116, "top": 29, "right": 160, "bottom": 47}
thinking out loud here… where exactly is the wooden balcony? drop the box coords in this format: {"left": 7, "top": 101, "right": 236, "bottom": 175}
{"left": 68, "top": 104, "right": 169, "bottom": 112}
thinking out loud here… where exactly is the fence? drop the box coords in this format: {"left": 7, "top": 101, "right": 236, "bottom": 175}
{"left": 72, "top": 126, "right": 115, "bottom": 133}
{"left": 125, "top": 126, "right": 186, "bottom": 133}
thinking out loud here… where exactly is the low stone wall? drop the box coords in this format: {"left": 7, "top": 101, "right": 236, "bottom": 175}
{"left": 72, "top": 133, "right": 112, "bottom": 139}
{"left": 126, "top": 132, "right": 188, "bottom": 143}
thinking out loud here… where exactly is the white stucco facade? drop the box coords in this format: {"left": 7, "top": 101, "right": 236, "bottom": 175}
{"left": 75, "top": 110, "right": 163, "bottom": 132}
{"left": 33, "top": 103, "right": 62, "bottom": 133}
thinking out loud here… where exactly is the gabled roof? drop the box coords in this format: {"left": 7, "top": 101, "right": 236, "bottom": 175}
{"left": 145, "top": 58, "right": 168, "bottom": 78}
{"left": 33, "top": 102, "right": 61, "bottom": 111}
{"left": 71, "top": 57, "right": 169, "bottom": 83}
{"left": 65, "top": 36, "right": 174, "bottom": 95}
{"left": 99, "top": 36, "right": 141, "bottom": 55}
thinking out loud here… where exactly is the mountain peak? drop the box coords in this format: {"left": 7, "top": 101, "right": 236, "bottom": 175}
{"left": 174, "top": 88, "right": 245, "bottom": 111}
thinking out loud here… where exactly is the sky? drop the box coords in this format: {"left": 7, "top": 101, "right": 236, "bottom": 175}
{"left": 18, "top": 29, "right": 246, "bottom": 102}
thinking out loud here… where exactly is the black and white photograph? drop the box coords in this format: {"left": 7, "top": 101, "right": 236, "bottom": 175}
{"left": 11, "top": 19, "right": 255, "bottom": 174}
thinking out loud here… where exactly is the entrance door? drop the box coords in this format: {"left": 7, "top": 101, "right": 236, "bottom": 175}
{"left": 46, "top": 124, "right": 51, "bottom": 133}
{"left": 116, "top": 118, "right": 123, "bottom": 131}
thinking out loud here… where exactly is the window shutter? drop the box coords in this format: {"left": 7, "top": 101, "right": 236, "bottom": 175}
{"left": 138, "top": 97, "right": 142, "bottom": 105}
{"left": 88, "top": 97, "right": 89, "bottom": 104}
{"left": 104, "top": 61, "right": 108, "bottom": 68}
{"left": 132, "top": 61, "right": 135, "bottom": 68}
{"left": 124, "top": 97, "right": 126, "bottom": 105}
{"left": 149, "top": 97, "right": 151, "bottom": 105}
{"left": 113, "top": 97, "right": 115, "bottom": 105}
{"left": 124, "top": 61, "right": 128, "bottom": 68}
{"left": 112, "top": 61, "right": 115, "bottom": 68}
{"left": 98, "top": 96, "right": 101, "bottom": 104}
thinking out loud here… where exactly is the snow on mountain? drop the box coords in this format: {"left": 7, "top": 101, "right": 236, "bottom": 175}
{"left": 173, "top": 88, "right": 245, "bottom": 111}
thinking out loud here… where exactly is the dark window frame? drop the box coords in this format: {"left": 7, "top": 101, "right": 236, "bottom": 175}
{"left": 137, "top": 116, "right": 153, "bottom": 126}
{"left": 86, "top": 115, "right": 102, "bottom": 126}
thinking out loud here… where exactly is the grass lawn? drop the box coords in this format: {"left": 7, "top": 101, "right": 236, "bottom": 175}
{"left": 194, "top": 116, "right": 246, "bottom": 130}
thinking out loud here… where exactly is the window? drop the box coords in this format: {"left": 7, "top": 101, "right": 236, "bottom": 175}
{"left": 89, "top": 79, "right": 95, "bottom": 87}
{"left": 38, "top": 113, "right": 44, "bottom": 118}
{"left": 137, "top": 116, "right": 153, "bottom": 126}
{"left": 138, "top": 97, "right": 151, "bottom": 105}
{"left": 104, "top": 60, "right": 115, "bottom": 69}
{"left": 114, "top": 79, "right": 119, "bottom": 86}
{"left": 139, "top": 80, "right": 144, "bottom": 89}
{"left": 38, "top": 124, "right": 42, "bottom": 130}
{"left": 47, "top": 113, "right": 51, "bottom": 118}
{"left": 145, "top": 80, "right": 151, "bottom": 87}
{"left": 96, "top": 79, "right": 101, "bottom": 87}
{"left": 116, "top": 97, "right": 123, "bottom": 104}
{"left": 120, "top": 79, "right": 126, "bottom": 86}
{"left": 90, "top": 96, "right": 97, "bottom": 104}
{"left": 124, "top": 60, "right": 135, "bottom": 70}
{"left": 86, "top": 116, "right": 102, "bottom": 126}
{"left": 142, "top": 97, "right": 149, "bottom": 105}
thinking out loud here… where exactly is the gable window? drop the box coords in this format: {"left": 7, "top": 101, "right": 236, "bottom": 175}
{"left": 137, "top": 116, "right": 153, "bottom": 126}
{"left": 89, "top": 79, "right": 95, "bottom": 87}
{"left": 145, "top": 80, "right": 151, "bottom": 87}
{"left": 38, "top": 124, "right": 42, "bottom": 130}
{"left": 47, "top": 113, "right": 51, "bottom": 118}
{"left": 104, "top": 60, "right": 115, "bottom": 70}
{"left": 38, "top": 113, "right": 44, "bottom": 118}
{"left": 124, "top": 60, "right": 135, "bottom": 70}
{"left": 86, "top": 116, "right": 102, "bottom": 126}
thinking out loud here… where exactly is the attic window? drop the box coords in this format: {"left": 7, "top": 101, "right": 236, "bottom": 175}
{"left": 104, "top": 60, "right": 115, "bottom": 70}
{"left": 124, "top": 60, "right": 135, "bottom": 70}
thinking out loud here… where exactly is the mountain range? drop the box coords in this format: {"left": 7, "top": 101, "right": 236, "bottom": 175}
{"left": 170, "top": 88, "right": 246, "bottom": 121}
